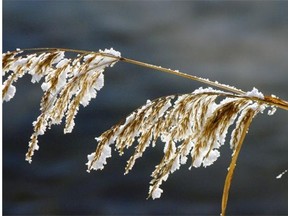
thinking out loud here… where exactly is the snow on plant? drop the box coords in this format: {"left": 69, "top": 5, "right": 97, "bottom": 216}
{"left": 2, "top": 47, "right": 288, "bottom": 215}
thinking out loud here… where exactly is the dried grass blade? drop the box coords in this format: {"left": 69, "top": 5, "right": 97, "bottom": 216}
{"left": 221, "top": 107, "right": 256, "bottom": 216}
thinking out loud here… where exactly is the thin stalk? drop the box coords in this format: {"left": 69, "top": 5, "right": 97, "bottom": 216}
{"left": 221, "top": 110, "right": 255, "bottom": 216}
{"left": 19, "top": 48, "right": 245, "bottom": 95}
{"left": 21, "top": 47, "right": 92, "bottom": 55}
{"left": 17, "top": 48, "right": 288, "bottom": 111}
{"left": 120, "top": 57, "right": 288, "bottom": 111}
{"left": 120, "top": 57, "right": 245, "bottom": 95}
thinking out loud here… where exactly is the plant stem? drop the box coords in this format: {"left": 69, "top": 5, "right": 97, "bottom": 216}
{"left": 18, "top": 48, "right": 288, "bottom": 111}
{"left": 221, "top": 109, "right": 255, "bottom": 216}
{"left": 121, "top": 57, "right": 288, "bottom": 111}
{"left": 120, "top": 57, "right": 245, "bottom": 95}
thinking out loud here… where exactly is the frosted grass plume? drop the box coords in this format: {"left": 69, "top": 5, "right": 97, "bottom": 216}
{"left": 2, "top": 47, "right": 288, "bottom": 215}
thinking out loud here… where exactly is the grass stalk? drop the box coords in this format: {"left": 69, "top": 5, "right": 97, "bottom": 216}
{"left": 221, "top": 110, "right": 255, "bottom": 216}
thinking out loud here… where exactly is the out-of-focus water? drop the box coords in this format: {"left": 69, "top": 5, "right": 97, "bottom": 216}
{"left": 3, "top": 1, "right": 288, "bottom": 215}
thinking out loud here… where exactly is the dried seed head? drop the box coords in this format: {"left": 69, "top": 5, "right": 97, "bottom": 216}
{"left": 86, "top": 87, "right": 266, "bottom": 199}
{"left": 2, "top": 48, "right": 121, "bottom": 162}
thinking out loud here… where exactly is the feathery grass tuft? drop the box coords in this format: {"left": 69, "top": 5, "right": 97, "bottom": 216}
{"left": 2, "top": 47, "right": 288, "bottom": 215}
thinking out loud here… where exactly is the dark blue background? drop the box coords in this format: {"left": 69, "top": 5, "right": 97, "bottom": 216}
{"left": 3, "top": 1, "right": 288, "bottom": 215}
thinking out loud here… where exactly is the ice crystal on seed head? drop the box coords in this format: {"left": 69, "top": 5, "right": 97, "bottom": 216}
{"left": 100, "top": 48, "right": 121, "bottom": 58}
{"left": 245, "top": 87, "right": 264, "bottom": 99}
{"left": 268, "top": 107, "right": 277, "bottom": 116}
{"left": 2, "top": 84, "right": 16, "bottom": 102}
{"left": 151, "top": 187, "right": 163, "bottom": 199}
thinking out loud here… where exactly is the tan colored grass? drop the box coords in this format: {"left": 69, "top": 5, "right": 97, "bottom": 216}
{"left": 2, "top": 48, "right": 288, "bottom": 215}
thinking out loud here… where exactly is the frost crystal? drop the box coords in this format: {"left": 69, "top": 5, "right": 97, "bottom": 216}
{"left": 245, "top": 87, "right": 264, "bottom": 99}
{"left": 86, "top": 144, "right": 112, "bottom": 171}
{"left": 203, "top": 150, "right": 220, "bottom": 167}
{"left": 3, "top": 84, "right": 16, "bottom": 102}
{"left": 171, "top": 155, "right": 180, "bottom": 173}
{"left": 268, "top": 107, "right": 277, "bottom": 116}
{"left": 151, "top": 187, "right": 163, "bottom": 199}
{"left": 100, "top": 48, "right": 121, "bottom": 58}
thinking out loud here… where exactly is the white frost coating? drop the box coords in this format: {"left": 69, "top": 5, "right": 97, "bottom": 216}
{"left": 100, "top": 48, "right": 121, "bottom": 58}
{"left": 249, "top": 102, "right": 262, "bottom": 111}
{"left": 64, "top": 120, "right": 76, "bottom": 134}
{"left": 28, "top": 140, "right": 39, "bottom": 151}
{"left": 77, "top": 49, "right": 120, "bottom": 109}
{"left": 3, "top": 84, "right": 16, "bottom": 102}
{"left": 87, "top": 56, "right": 103, "bottom": 70}
{"left": 80, "top": 90, "right": 93, "bottom": 107}
{"left": 41, "top": 62, "right": 68, "bottom": 92}
{"left": 32, "top": 117, "right": 48, "bottom": 135}
{"left": 95, "top": 72, "right": 104, "bottom": 91}
{"left": 10, "top": 58, "right": 29, "bottom": 71}
{"left": 56, "top": 69, "right": 68, "bottom": 91}
{"left": 216, "top": 98, "right": 242, "bottom": 145}
{"left": 192, "top": 87, "right": 225, "bottom": 95}
{"left": 118, "top": 112, "right": 136, "bottom": 133}
{"left": 73, "top": 48, "right": 121, "bottom": 123}
{"left": 245, "top": 87, "right": 264, "bottom": 99}
{"left": 182, "top": 141, "right": 194, "bottom": 156}
{"left": 29, "top": 53, "right": 50, "bottom": 83}
{"left": 86, "top": 144, "right": 112, "bottom": 171}
{"left": 192, "top": 155, "right": 202, "bottom": 168}
{"left": 41, "top": 82, "right": 50, "bottom": 92}
{"left": 258, "top": 104, "right": 267, "bottom": 113}
{"left": 31, "top": 73, "right": 43, "bottom": 83}
{"left": 83, "top": 54, "right": 96, "bottom": 62}
{"left": 276, "top": 169, "right": 287, "bottom": 179}
{"left": 171, "top": 155, "right": 180, "bottom": 173}
{"left": 51, "top": 51, "right": 65, "bottom": 65}
{"left": 203, "top": 150, "right": 220, "bottom": 167}
{"left": 96, "top": 48, "right": 121, "bottom": 68}
{"left": 162, "top": 136, "right": 176, "bottom": 154}
{"left": 80, "top": 73, "right": 104, "bottom": 107}
{"left": 180, "top": 155, "right": 188, "bottom": 165}
{"left": 86, "top": 152, "right": 95, "bottom": 172}
{"left": 268, "top": 107, "right": 277, "bottom": 116}
{"left": 87, "top": 152, "right": 95, "bottom": 161}
{"left": 151, "top": 187, "right": 163, "bottom": 199}
{"left": 56, "top": 58, "right": 70, "bottom": 68}
{"left": 158, "top": 100, "right": 172, "bottom": 118}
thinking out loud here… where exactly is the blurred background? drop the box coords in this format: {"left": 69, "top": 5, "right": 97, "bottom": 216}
{"left": 3, "top": 1, "right": 288, "bottom": 215}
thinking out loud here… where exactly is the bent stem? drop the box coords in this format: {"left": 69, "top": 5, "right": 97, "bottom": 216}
{"left": 16, "top": 48, "right": 245, "bottom": 95}
{"left": 120, "top": 58, "right": 288, "bottom": 111}
{"left": 120, "top": 57, "right": 246, "bottom": 95}
{"left": 18, "top": 48, "right": 288, "bottom": 111}
{"left": 221, "top": 111, "right": 255, "bottom": 216}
